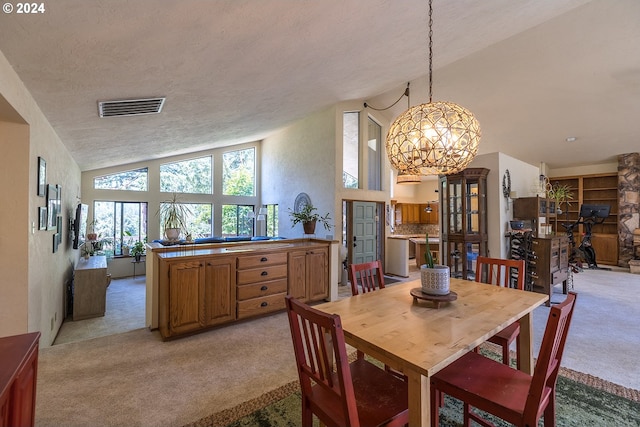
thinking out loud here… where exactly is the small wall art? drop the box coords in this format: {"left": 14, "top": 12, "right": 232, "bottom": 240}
{"left": 47, "top": 184, "right": 59, "bottom": 230}
{"left": 37, "top": 157, "right": 46, "bottom": 197}
{"left": 38, "top": 206, "right": 47, "bottom": 230}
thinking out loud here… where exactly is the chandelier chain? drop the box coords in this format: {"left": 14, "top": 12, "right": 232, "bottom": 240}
{"left": 428, "top": 0, "right": 433, "bottom": 103}
{"left": 364, "top": 83, "right": 410, "bottom": 111}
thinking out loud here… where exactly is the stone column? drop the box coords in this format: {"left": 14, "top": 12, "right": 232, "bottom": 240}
{"left": 618, "top": 153, "right": 640, "bottom": 266}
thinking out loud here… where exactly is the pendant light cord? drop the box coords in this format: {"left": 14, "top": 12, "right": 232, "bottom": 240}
{"left": 364, "top": 83, "right": 410, "bottom": 111}
{"left": 428, "top": 0, "right": 433, "bottom": 103}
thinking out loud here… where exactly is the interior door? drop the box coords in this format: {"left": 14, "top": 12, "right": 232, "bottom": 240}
{"left": 352, "top": 201, "right": 378, "bottom": 265}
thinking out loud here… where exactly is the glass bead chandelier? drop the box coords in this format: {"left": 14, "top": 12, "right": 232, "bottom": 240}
{"left": 386, "top": 0, "right": 481, "bottom": 176}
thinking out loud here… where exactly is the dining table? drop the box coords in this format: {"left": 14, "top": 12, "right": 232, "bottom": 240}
{"left": 315, "top": 277, "right": 548, "bottom": 427}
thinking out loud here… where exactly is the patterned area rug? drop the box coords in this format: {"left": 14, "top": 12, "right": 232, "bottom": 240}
{"left": 184, "top": 351, "right": 640, "bottom": 427}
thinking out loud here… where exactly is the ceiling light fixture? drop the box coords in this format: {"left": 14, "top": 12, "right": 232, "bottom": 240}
{"left": 385, "top": 0, "right": 481, "bottom": 176}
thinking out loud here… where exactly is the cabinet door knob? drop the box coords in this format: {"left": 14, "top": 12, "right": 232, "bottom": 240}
{"left": 260, "top": 257, "right": 268, "bottom": 262}
{"left": 260, "top": 285, "right": 268, "bottom": 291}
{"left": 260, "top": 302, "right": 268, "bottom": 307}
{"left": 261, "top": 271, "right": 268, "bottom": 276}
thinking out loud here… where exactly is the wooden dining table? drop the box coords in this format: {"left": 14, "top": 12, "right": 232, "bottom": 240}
{"left": 315, "top": 278, "right": 548, "bottom": 427}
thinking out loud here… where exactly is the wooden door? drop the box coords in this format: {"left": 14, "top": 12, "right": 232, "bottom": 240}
{"left": 287, "top": 250, "right": 307, "bottom": 301}
{"left": 203, "top": 257, "right": 236, "bottom": 326}
{"left": 168, "top": 260, "right": 205, "bottom": 335}
{"left": 306, "top": 247, "right": 328, "bottom": 301}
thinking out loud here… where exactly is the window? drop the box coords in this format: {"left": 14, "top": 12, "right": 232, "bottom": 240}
{"left": 343, "top": 112, "right": 359, "bottom": 188}
{"left": 94, "top": 168, "right": 148, "bottom": 191}
{"left": 367, "top": 117, "right": 382, "bottom": 191}
{"left": 94, "top": 201, "right": 148, "bottom": 256}
{"left": 222, "top": 147, "right": 255, "bottom": 196}
{"left": 222, "top": 204, "right": 254, "bottom": 236}
{"left": 266, "top": 204, "right": 279, "bottom": 237}
{"left": 159, "top": 203, "right": 212, "bottom": 239}
{"left": 160, "top": 156, "right": 212, "bottom": 194}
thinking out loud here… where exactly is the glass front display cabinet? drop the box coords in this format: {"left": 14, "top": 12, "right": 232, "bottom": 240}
{"left": 439, "top": 168, "right": 489, "bottom": 280}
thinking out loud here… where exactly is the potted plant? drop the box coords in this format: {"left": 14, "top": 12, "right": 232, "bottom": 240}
{"left": 130, "top": 241, "right": 145, "bottom": 262}
{"left": 289, "top": 204, "right": 332, "bottom": 234}
{"left": 547, "top": 183, "right": 574, "bottom": 234}
{"left": 420, "top": 233, "right": 450, "bottom": 295}
{"left": 156, "top": 193, "right": 191, "bottom": 241}
{"left": 86, "top": 219, "right": 98, "bottom": 241}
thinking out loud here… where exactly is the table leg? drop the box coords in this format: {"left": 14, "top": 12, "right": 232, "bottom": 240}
{"left": 406, "top": 371, "right": 429, "bottom": 427}
{"left": 518, "top": 312, "right": 534, "bottom": 374}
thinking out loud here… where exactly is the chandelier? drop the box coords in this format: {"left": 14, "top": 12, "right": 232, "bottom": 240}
{"left": 385, "top": 0, "right": 481, "bottom": 176}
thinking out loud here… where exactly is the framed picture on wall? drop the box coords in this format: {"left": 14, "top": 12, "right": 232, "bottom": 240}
{"left": 53, "top": 233, "right": 59, "bottom": 253}
{"left": 47, "top": 184, "right": 59, "bottom": 230}
{"left": 37, "top": 157, "right": 46, "bottom": 197}
{"left": 38, "top": 206, "right": 47, "bottom": 230}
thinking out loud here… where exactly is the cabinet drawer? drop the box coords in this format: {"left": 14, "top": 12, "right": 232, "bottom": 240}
{"left": 552, "top": 269, "right": 568, "bottom": 284}
{"left": 237, "top": 278, "right": 287, "bottom": 301}
{"left": 237, "top": 264, "right": 287, "bottom": 285}
{"left": 237, "top": 292, "right": 286, "bottom": 319}
{"left": 237, "top": 252, "right": 288, "bottom": 269}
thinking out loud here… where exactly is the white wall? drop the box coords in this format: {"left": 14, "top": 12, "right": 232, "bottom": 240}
{"left": 468, "top": 152, "right": 539, "bottom": 259}
{"left": 261, "top": 106, "right": 337, "bottom": 238}
{"left": 0, "top": 51, "right": 81, "bottom": 346}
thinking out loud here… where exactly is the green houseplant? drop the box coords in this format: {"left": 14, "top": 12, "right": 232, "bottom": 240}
{"left": 156, "top": 193, "right": 191, "bottom": 241}
{"left": 289, "top": 204, "right": 332, "bottom": 234}
{"left": 130, "top": 240, "right": 145, "bottom": 262}
{"left": 420, "top": 232, "right": 450, "bottom": 295}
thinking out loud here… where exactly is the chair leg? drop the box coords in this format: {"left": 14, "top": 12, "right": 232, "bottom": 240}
{"left": 430, "top": 383, "right": 440, "bottom": 427}
{"left": 463, "top": 402, "right": 472, "bottom": 427}
{"left": 543, "top": 392, "right": 556, "bottom": 427}
{"left": 356, "top": 349, "right": 365, "bottom": 360}
{"left": 502, "top": 343, "right": 510, "bottom": 366}
{"left": 302, "top": 399, "right": 313, "bottom": 427}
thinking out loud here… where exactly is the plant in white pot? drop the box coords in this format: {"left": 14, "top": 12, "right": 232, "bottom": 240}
{"left": 420, "top": 233, "right": 450, "bottom": 295}
{"left": 288, "top": 204, "right": 332, "bottom": 235}
{"left": 157, "top": 193, "right": 191, "bottom": 241}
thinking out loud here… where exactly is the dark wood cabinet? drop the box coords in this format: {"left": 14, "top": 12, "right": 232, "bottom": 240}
{"left": 510, "top": 233, "right": 568, "bottom": 306}
{"left": 0, "top": 332, "right": 40, "bottom": 427}
{"left": 549, "top": 173, "right": 618, "bottom": 265}
{"left": 440, "top": 168, "right": 489, "bottom": 280}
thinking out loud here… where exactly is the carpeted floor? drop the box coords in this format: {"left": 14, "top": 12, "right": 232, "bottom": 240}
{"left": 186, "top": 354, "right": 640, "bottom": 427}
{"left": 36, "top": 265, "right": 640, "bottom": 426}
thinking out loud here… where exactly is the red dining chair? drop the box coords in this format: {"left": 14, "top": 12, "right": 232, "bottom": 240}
{"left": 348, "top": 261, "right": 405, "bottom": 379}
{"left": 285, "top": 295, "right": 409, "bottom": 427}
{"left": 475, "top": 256, "right": 526, "bottom": 369}
{"left": 349, "top": 260, "right": 385, "bottom": 296}
{"left": 430, "top": 291, "right": 577, "bottom": 427}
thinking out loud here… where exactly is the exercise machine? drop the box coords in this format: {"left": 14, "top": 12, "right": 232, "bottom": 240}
{"left": 562, "top": 204, "right": 611, "bottom": 271}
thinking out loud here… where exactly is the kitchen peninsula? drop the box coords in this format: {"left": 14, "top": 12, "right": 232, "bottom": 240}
{"left": 410, "top": 236, "right": 441, "bottom": 268}
{"left": 145, "top": 238, "right": 338, "bottom": 339}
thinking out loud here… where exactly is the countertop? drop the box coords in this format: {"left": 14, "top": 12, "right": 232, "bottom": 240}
{"left": 409, "top": 237, "right": 440, "bottom": 244}
{"left": 388, "top": 234, "right": 438, "bottom": 240}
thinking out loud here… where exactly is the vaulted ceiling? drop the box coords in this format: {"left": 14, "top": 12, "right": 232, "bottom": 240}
{"left": 1, "top": 0, "right": 638, "bottom": 172}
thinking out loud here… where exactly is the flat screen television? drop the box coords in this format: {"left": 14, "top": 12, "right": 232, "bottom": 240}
{"left": 579, "top": 204, "right": 610, "bottom": 219}
{"left": 72, "top": 203, "right": 88, "bottom": 249}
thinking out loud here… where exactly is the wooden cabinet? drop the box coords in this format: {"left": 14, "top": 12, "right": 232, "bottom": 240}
{"left": 73, "top": 255, "right": 109, "bottom": 321}
{"left": 440, "top": 168, "right": 489, "bottom": 280}
{"left": 550, "top": 173, "right": 618, "bottom": 265}
{"left": 513, "top": 197, "right": 556, "bottom": 236}
{"left": 0, "top": 332, "right": 40, "bottom": 427}
{"left": 236, "top": 252, "right": 287, "bottom": 319}
{"left": 288, "top": 246, "right": 329, "bottom": 302}
{"left": 419, "top": 203, "right": 439, "bottom": 224}
{"left": 532, "top": 235, "right": 569, "bottom": 306}
{"left": 157, "top": 241, "right": 330, "bottom": 339}
{"left": 396, "top": 203, "right": 439, "bottom": 224}
{"left": 159, "top": 256, "right": 235, "bottom": 339}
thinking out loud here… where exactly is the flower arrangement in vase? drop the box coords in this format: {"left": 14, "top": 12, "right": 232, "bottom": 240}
{"left": 420, "top": 233, "right": 450, "bottom": 295}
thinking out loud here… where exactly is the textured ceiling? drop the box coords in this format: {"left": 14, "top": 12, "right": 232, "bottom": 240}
{"left": 1, "top": 0, "right": 639, "bottom": 172}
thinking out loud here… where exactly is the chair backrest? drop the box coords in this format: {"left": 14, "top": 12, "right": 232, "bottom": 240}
{"left": 349, "top": 260, "right": 385, "bottom": 296}
{"left": 475, "top": 256, "right": 525, "bottom": 290}
{"left": 523, "top": 292, "right": 577, "bottom": 424}
{"left": 285, "top": 295, "right": 360, "bottom": 426}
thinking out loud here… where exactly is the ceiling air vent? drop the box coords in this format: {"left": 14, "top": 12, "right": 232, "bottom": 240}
{"left": 98, "top": 97, "right": 165, "bottom": 118}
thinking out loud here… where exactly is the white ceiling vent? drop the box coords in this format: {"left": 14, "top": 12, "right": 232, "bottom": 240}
{"left": 98, "top": 97, "right": 165, "bottom": 118}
